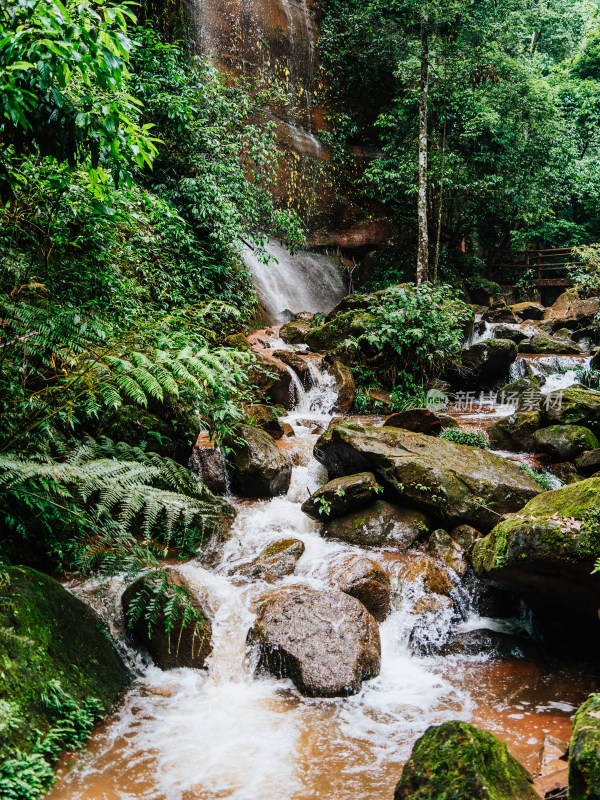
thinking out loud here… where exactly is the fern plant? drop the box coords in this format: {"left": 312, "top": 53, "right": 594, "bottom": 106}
{"left": 0, "top": 436, "right": 233, "bottom": 571}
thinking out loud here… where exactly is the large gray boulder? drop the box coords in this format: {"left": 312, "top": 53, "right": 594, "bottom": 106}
{"left": 247, "top": 587, "right": 381, "bottom": 697}
{"left": 460, "top": 339, "right": 518, "bottom": 382}
{"left": 315, "top": 422, "right": 540, "bottom": 531}
{"left": 322, "top": 499, "right": 430, "bottom": 549}
{"left": 472, "top": 478, "right": 600, "bottom": 625}
{"left": 225, "top": 424, "right": 292, "bottom": 497}
{"left": 540, "top": 386, "right": 600, "bottom": 434}
{"left": 233, "top": 539, "right": 305, "bottom": 583}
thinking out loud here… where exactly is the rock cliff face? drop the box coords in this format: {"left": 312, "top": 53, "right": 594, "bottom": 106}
{"left": 160, "top": 0, "right": 388, "bottom": 250}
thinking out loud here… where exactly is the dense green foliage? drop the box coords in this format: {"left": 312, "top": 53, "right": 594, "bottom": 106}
{"left": 321, "top": 0, "right": 600, "bottom": 284}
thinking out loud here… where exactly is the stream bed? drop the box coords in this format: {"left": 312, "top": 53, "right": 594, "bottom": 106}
{"left": 48, "top": 351, "right": 598, "bottom": 800}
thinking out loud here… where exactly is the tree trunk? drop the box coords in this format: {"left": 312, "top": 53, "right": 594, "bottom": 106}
{"left": 417, "top": 7, "right": 429, "bottom": 285}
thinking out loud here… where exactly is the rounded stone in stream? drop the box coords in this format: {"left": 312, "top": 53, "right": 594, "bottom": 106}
{"left": 383, "top": 409, "right": 443, "bottom": 435}
{"left": 438, "top": 629, "right": 538, "bottom": 660}
{"left": 233, "top": 538, "right": 305, "bottom": 583}
{"left": 224, "top": 423, "right": 292, "bottom": 498}
{"left": 533, "top": 424, "right": 599, "bottom": 461}
{"left": 279, "top": 319, "right": 311, "bottom": 344}
{"left": 325, "top": 553, "right": 391, "bottom": 621}
{"left": 394, "top": 720, "right": 539, "bottom": 800}
{"left": 301, "top": 471, "right": 380, "bottom": 520}
{"left": 321, "top": 499, "right": 430, "bottom": 549}
{"left": 427, "top": 529, "right": 467, "bottom": 577}
{"left": 247, "top": 587, "right": 381, "bottom": 697}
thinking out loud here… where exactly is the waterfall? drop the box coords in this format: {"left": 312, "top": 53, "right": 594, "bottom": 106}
{"left": 244, "top": 239, "right": 348, "bottom": 324}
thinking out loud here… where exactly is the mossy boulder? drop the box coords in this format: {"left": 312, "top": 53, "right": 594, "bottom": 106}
{"left": 488, "top": 411, "right": 542, "bottom": 452}
{"left": 223, "top": 332, "right": 250, "bottom": 350}
{"left": 540, "top": 387, "right": 600, "bottom": 434}
{"left": 395, "top": 720, "right": 539, "bottom": 800}
{"left": 304, "top": 310, "right": 375, "bottom": 354}
{"left": 244, "top": 403, "right": 286, "bottom": 440}
{"left": 497, "top": 376, "right": 542, "bottom": 410}
{"left": 576, "top": 449, "right": 600, "bottom": 477}
{"left": 233, "top": 538, "right": 305, "bottom": 583}
{"left": 279, "top": 319, "right": 311, "bottom": 344}
{"left": 315, "top": 422, "right": 540, "bottom": 531}
{"left": 0, "top": 566, "right": 129, "bottom": 758}
{"left": 322, "top": 499, "right": 430, "bottom": 549}
{"left": 569, "top": 693, "right": 600, "bottom": 800}
{"left": 510, "top": 301, "right": 546, "bottom": 321}
{"left": 122, "top": 571, "right": 212, "bottom": 670}
{"left": 472, "top": 478, "right": 600, "bottom": 623}
{"left": 301, "top": 472, "right": 380, "bottom": 520}
{"left": 224, "top": 424, "right": 292, "bottom": 497}
{"left": 534, "top": 425, "right": 599, "bottom": 461}
{"left": 520, "top": 332, "right": 581, "bottom": 355}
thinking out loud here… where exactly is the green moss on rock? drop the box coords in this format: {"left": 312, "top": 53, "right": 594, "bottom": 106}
{"left": 569, "top": 693, "right": 600, "bottom": 800}
{"left": 395, "top": 720, "right": 538, "bottom": 800}
{"left": 0, "top": 566, "right": 129, "bottom": 759}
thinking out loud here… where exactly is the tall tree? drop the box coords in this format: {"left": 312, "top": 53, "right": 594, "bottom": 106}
{"left": 417, "top": 6, "right": 430, "bottom": 284}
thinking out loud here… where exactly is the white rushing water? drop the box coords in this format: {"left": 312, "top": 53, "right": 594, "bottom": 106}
{"left": 244, "top": 239, "right": 348, "bottom": 324}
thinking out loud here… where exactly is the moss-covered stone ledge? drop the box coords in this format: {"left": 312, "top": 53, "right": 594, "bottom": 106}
{"left": 0, "top": 566, "right": 130, "bottom": 759}
{"left": 472, "top": 478, "right": 600, "bottom": 625}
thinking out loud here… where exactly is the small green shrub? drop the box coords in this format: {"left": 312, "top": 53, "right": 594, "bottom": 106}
{"left": 440, "top": 429, "right": 488, "bottom": 449}
{"left": 519, "top": 464, "right": 558, "bottom": 491}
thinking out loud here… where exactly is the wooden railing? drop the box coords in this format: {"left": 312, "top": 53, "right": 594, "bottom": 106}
{"left": 488, "top": 247, "right": 587, "bottom": 287}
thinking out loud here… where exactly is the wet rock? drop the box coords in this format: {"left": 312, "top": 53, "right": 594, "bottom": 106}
{"left": 0, "top": 566, "right": 130, "bottom": 757}
{"left": 244, "top": 404, "right": 286, "bottom": 440}
{"left": 540, "top": 386, "right": 600, "bottom": 434}
{"left": 460, "top": 339, "right": 519, "bottom": 382}
{"left": 472, "top": 478, "right": 600, "bottom": 624}
{"left": 315, "top": 422, "right": 541, "bottom": 531}
{"left": 575, "top": 448, "right": 600, "bottom": 476}
{"left": 189, "top": 433, "right": 229, "bottom": 494}
{"left": 279, "top": 319, "right": 312, "bottom": 344}
{"left": 438, "top": 413, "right": 459, "bottom": 429}
{"left": 510, "top": 301, "right": 546, "bottom": 321}
{"left": 427, "top": 529, "right": 467, "bottom": 577}
{"left": 450, "top": 524, "right": 483, "bottom": 550}
{"left": 281, "top": 422, "right": 295, "bottom": 437}
{"left": 322, "top": 499, "right": 430, "bottom": 549}
{"left": 493, "top": 325, "right": 529, "bottom": 344}
{"left": 473, "top": 584, "right": 523, "bottom": 619}
{"left": 591, "top": 348, "right": 600, "bottom": 370}
{"left": 488, "top": 411, "right": 542, "bottom": 452}
{"left": 551, "top": 461, "right": 583, "bottom": 485}
{"left": 394, "top": 720, "right": 539, "bottom": 800}
{"left": 329, "top": 360, "right": 356, "bottom": 413}
{"left": 572, "top": 324, "right": 600, "bottom": 344}
{"left": 438, "top": 629, "right": 537, "bottom": 660}
{"left": 326, "top": 553, "right": 391, "bottom": 621}
{"left": 366, "top": 386, "right": 393, "bottom": 413}
{"left": 538, "top": 734, "right": 568, "bottom": 776}
{"left": 520, "top": 332, "right": 581, "bottom": 355}
{"left": 301, "top": 472, "right": 380, "bottom": 520}
{"left": 247, "top": 587, "right": 381, "bottom": 697}
{"left": 383, "top": 409, "right": 443, "bottom": 435}
{"left": 390, "top": 552, "right": 455, "bottom": 597}
{"left": 224, "top": 424, "right": 292, "bottom": 498}
{"left": 272, "top": 350, "right": 315, "bottom": 383}
{"left": 295, "top": 311, "right": 314, "bottom": 322}
{"left": 482, "top": 304, "right": 520, "bottom": 324}
{"left": 413, "top": 594, "right": 455, "bottom": 616}
{"left": 569, "top": 693, "right": 600, "bottom": 799}
{"left": 534, "top": 425, "right": 599, "bottom": 461}
{"left": 544, "top": 289, "right": 600, "bottom": 330}
{"left": 122, "top": 572, "right": 212, "bottom": 670}
{"left": 234, "top": 539, "right": 305, "bottom": 583}
{"left": 250, "top": 351, "right": 295, "bottom": 408}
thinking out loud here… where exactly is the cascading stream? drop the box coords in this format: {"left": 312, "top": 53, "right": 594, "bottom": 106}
{"left": 49, "top": 357, "right": 593, "bottom": 800}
